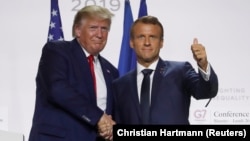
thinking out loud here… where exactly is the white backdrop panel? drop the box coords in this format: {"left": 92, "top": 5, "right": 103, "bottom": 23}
{"left": 0, "top": 0, "right": 249, "bottom": 140}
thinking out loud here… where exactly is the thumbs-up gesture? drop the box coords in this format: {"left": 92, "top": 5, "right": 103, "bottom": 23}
{"left": 191, "top": 38, "right": 208, "bottom": 71}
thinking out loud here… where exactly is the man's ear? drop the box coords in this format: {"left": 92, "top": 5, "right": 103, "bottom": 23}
{"left": 129, "top": 40, "right": 134, "bottom": 49}
{"left": 160, "top": 39, "right": 164, "bottom": 49}
{"left": 74, "top": 25, "right": 81, "bottom": 37}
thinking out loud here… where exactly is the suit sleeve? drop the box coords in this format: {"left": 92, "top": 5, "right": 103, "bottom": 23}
{"left": 184, "top": 62, "right": 218, "bottom": 99}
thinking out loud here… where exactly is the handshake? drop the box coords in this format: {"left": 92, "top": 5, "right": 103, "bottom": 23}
{"left": 97, "top": 113, "right": 116, "bottom": 141}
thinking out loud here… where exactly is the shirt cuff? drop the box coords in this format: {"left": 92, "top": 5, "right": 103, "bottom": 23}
{"left": 198, "top": 63, "right": 211, "bottom": 81}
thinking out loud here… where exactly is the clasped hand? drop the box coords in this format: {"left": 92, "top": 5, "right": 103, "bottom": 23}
{"left": 97, "top": 113, "right": 116, "bottom": 141}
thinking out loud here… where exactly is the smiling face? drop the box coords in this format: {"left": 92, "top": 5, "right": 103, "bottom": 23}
{"left": 130, "top": 22, "right": 163, "bottom": 67}
{"left": 75, "top": 17, "right": 110, "bottom": 55}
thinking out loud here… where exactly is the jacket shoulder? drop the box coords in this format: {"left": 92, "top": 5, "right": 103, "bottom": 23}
{"left": 161, "top": 60, "right": 192, "bottom": 68}
{"left": 44, "top": 41, "right": 71, "bottom": 50}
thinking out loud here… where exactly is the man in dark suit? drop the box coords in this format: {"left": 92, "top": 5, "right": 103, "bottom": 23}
{"left": 28, "top": 5, "right": 118, "bottom": 141}
{"left": 113, "top": 16, "right": 218, "bottom": 125}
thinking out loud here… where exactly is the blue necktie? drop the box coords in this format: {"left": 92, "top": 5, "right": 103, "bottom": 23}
{"left": 140, "top": 69, "right": 153, "bottom": 124}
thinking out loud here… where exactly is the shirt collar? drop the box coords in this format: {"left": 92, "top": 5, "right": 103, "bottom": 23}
{"left": 137, "top": 58, "right": 159, "bottom": 75}
{"left": 80, "top": 45, "right": 97, "bottom": 62}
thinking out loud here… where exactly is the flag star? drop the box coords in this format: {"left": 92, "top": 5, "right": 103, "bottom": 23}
{"left": 58, "top": 36, "right": 64, "bottom": 41}
{"left": 51, "top": 9, "right": 58, "bottom": 17}
{"left": 47, "top": 0, "right": 64, "bottom": 42}
{"left": 50, "top": 22, "right": 56, "bottom": 29}
{"left": 48, "top": 34, "right": 54, "bottom": 41}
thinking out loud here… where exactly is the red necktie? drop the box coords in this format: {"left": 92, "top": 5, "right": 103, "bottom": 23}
{"left": 87, "top": 55, "right": 96, "bottom": 96}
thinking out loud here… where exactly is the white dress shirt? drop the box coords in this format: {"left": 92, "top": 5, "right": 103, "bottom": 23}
{"left": 82, "top": 49, "right": 107, "bottom": 111}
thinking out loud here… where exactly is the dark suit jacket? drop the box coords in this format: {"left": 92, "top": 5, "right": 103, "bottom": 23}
{"left": 113, "top": 58, "right": 218, "bottom": 125}
{"left": 29, "top": 39, "right": 119, "bottom": 141}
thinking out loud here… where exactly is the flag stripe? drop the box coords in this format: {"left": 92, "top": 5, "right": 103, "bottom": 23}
{"left": 118, "top": 0, "right": 135, "bottom": 76}
{"left": 118, "top": 0, "right": 148, "bottom": 76}
{"left": 138, "top": 0, "right": 148, "bottom": 18}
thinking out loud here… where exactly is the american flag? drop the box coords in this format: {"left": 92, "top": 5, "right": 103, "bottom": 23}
{"left": 47, "top": 0, "right": 64, "bottom": 41}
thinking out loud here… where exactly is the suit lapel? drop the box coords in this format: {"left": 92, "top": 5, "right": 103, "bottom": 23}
{"left": 98, "top": 55, "right": 112, "bottom": 87}
{"left": 151, "top": 59, "right": 168, "bottom": 108}
{"left": 70, "top": 39, "right": 96, "bottom": 102}
{"left": 98, "top": 55, "right": 113, "bottom": 114}
{"left": 131, "top": 70, "right": 142, "bottom": 119}
{"left": 126, "top": 70, "right": 145, "bottom": 122}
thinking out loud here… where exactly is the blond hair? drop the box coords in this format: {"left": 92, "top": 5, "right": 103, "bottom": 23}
{"left": 72, "top": 5, "right": 114, "bottom": 37}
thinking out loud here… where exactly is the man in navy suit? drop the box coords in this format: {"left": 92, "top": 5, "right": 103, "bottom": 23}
{"left": 113, "top": 16, "right": 218, "bottom": 125}
{"left": 28, "top": 5, "right": 118, "bottom": 141}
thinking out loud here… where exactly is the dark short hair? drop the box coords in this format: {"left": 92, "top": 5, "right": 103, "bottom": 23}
{"left": 130, "top": 15, "right": 164, "bottom": 40}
